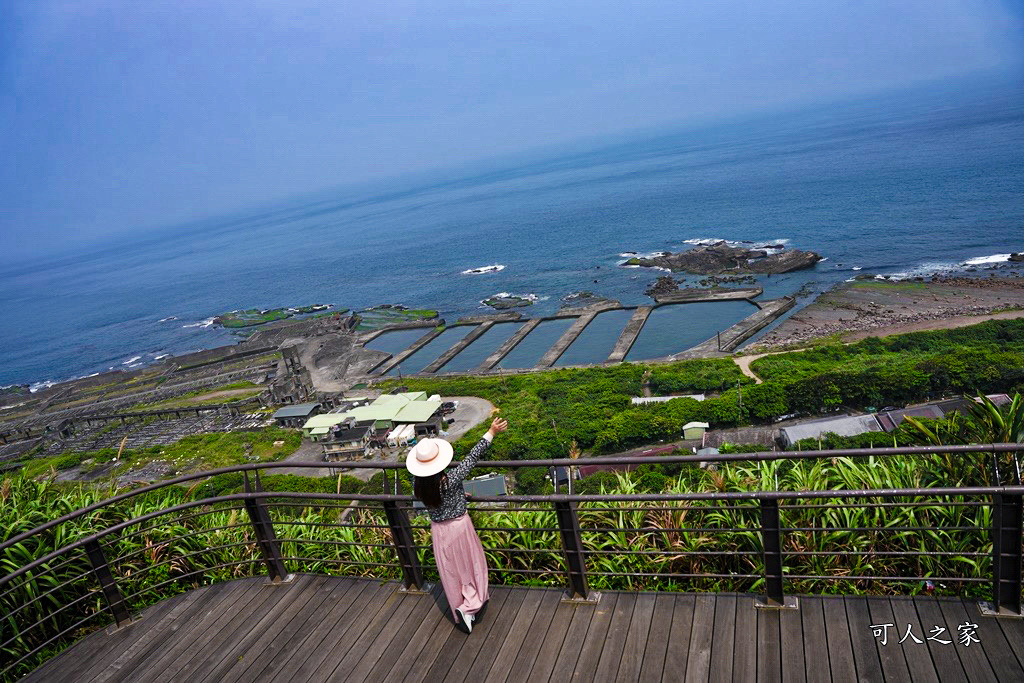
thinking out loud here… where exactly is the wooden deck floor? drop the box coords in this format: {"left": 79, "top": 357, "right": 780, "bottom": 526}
{"left": 27, "top": 574, "right": 1024, "bottom": 682}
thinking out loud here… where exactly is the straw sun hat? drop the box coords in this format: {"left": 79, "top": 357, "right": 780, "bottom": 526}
{"left": 405, "top": 438, "right": 454, "bottom": 477}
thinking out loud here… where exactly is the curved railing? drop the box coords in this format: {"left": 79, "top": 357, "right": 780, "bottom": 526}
{"left": 1, "top": 444, "right": 1022, "bottom": 680}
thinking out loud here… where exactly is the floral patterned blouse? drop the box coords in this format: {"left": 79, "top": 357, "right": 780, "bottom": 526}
{"left": 425, "top": 434, "right": 491, "bottom": 523}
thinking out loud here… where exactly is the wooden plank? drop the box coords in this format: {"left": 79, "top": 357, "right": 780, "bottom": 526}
{"left": 662, "top": 594, "right": 697, "bottom": 682}
{"left": 594, "top": 591, "right": 639, "bottom": 682}
{"left": 101, "top": 579, "right": 259, "bottom": 682}
{"left": 844, "top": 597, "right": 885, "bottom": 683}
{"left": 684, "top": 593, "right": 716, "bottom": 683}
{"left": 995, "top": 609, "right": 1024, "bottom": 670}
{"left": 820, "top": 596, "right": 856, "bottom": 682}
{"left": 936, "top": 599, "right": 1008, "bottom": 683}
{"left": 458, "top": 588, "right": 530, "bottom": 682}
{"left": 910, "top": 597, "right": 968, "bottom": 683}
{"left": 521, "top": 593, "right": 581, "bottom": 682}
{"left": 35, "top": 585, "right": 196, "bottom": 682}
{"left": 310, "top": 581, "right": 406, "bottom": 680}
{"left": 615, "top": 592, "right": 657, "bottom": 682}
{"left": 798, "top": 597, "right": 831, "bottom": 683}
{"left": 174, "top": 575, "right": 312, "bottom": 683}
{"left": 434, "top": 588, "right": 517, "bottom": 682}
{"left": 32, "top": 582, "right": 213, "bottom": 683}
{"left": 250, "top": 577, "right": 363, "bottom": 681}
{"left": 288, "top": 580, "right": 396, "bottom": 681}
{"left": 504, "top": 590, "right": 567, "bottom": 683}
{"left": 864, "top": 596, "right": 912, "bottom": 682}
{"left": 754, "top": 602, "right": 780, "bottom": 683}
{"left": 707, "top": 594, "right": 737, "bottom": 682}
{"left": 638, "top": 593, "right": 677, "bottom": 683}
{"left": 398, "top": 588, "right": 507, "bottom": 683}
{"left": 335, "top": 585, "right": 426, "bottom": 682}
{"left": 887, "top": 597, "right": 938, "bottom": 683}
{"left": 367, "top": 589, "right": 451, "bottom": 681}
{"left": 934, "top": 598, "right": 996, "bottom": 683}
{"left": 779, "top": 600, "right": 806, "bottom": 683}
{"left": 731, "top": 596, "right": 757, "bottom": 683}
{"left": 214, "top": 574, "right": 338, "bottom": 682}
{"left": 482, "top": 588, "right": 546, "bottom": 682}
{"left": 121, "top": 577, "right": 270, "bottom": 682}
{"left": 569, "top": 591, "right": 620, "bottom": 682}
{"left": 545, "top": 595, "right": 600, "bottom": 683}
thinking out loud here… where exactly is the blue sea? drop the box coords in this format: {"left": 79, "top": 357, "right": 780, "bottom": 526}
{"left": 2, "top": 72, "right": 1023, "bottom": 389}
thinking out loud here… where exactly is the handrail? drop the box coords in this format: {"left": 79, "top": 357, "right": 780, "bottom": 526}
{"left": 6, "top": 483, "right": 1024, "bottom": 589}
{"left": 3, "top": 442, "right": 1022, "bottom": 680}
{"left": 2, "top": 442, "right": 1019, "bottom": 555}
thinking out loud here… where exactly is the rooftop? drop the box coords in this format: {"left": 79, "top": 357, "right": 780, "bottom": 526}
{"left": 270, "top": 402, "right": 320, "bottom": 419}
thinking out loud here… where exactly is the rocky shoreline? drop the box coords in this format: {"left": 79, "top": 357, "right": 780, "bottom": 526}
{"left": 624, "top": 241, "right": 822, "bottom": 274}
{"left": 749, "top": 274, "right": 1024, "bottom": 350}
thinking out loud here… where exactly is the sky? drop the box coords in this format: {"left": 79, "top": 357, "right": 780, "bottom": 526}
{"left": 1, "top": 0, "right": 1022, "bottom": 262}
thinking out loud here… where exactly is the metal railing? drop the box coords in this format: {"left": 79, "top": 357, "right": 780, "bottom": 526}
{"left": 1, "top": 443, "right": 1021, "bottom": 679}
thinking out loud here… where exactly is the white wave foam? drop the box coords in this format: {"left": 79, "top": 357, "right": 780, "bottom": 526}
{"left": 962, "top": 253, "right": 1012, "bottom": 266}
{"left": 618, "top": 252, "right": 638, "bottom": 257}
{"left": 883, "top": 261, "right": 960, "bottom": 280}
{"left": 852, "top": 266, "right": 862, "bottom": 271}
{"left": 158, "top": 315, "right": 177, "bottom": 322}
{"left": 182, "top": 317, "right": 217, "bottom": 328}
{"left": 461, "top": 264, "right": 505, "bottom": 275}
{"left": 28, "top": 371, "right": 100, "bottom": 393}
{"left": 122, "top": 356, "right": 142, "bottom": 365}
{"left": 683, "top": 237, "right": 731, "bottom": 246}
{"left": 482, "top": 292, "right": 538, "bottom": 305}
{"left": 153, "top": 353, "right": 170, "bottom": 360}
{"left": 682, "top": 237, "right": 790, "bottom": 252}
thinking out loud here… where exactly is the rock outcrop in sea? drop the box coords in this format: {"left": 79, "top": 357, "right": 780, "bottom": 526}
{"left": 623, "top": 241, "right": 822, "bottom": 275}
{"left": 482, "top": 293, "right": 536, "bottom": 310}
{"left": 644, "top": 276, "right": 680, "bottom": 297}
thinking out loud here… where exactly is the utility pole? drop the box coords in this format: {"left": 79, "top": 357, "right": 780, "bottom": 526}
{"left": 737, "top": 380, "right": 743, "bottom": 416}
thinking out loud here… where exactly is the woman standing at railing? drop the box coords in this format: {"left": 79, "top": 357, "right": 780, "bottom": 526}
{"left": 407, "top": 416, "right": 508, "bottom": 634}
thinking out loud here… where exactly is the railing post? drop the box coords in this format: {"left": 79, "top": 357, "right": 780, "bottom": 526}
{"left": 382, "top": 500, "right": 426, "bottom": 591}
{"left": 984, "top": 493, "right": 1023, "bottom": 616}
{"left": 756, "top": 498, "right": 797, "bottom": 609}
{"left": 554, "top": 500, "right": 595, "bottom": 602}
{"left": 242, "top": 471, "right": 290, "bottom": 583}
{"left": 83, "top": 539, "right": 132, "bottom": 627}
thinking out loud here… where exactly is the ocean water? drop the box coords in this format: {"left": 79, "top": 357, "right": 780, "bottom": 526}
{"left": 2, "top": 72, "right": 1023, "bottom": 388}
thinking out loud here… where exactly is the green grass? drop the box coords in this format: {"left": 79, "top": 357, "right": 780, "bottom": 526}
{"left": 131, "top": 381, "right": 263, "bottom": 410}
{"left": 217, "top": 308, "right": 291, "bottom": 328}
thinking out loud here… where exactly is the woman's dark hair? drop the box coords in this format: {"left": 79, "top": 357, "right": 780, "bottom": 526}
{"left": 414, "top": 473, "right": 446, "bottom": 509}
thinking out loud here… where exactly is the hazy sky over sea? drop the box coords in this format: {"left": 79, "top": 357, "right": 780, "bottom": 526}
{"left": 1, "top": 1, "right": 1022, "bottom": 262}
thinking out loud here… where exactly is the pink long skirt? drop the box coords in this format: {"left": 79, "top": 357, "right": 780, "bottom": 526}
{"left": 431, "top": 513, "right": 489, "bottom": 618}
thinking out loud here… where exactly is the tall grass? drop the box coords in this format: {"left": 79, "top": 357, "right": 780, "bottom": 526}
{"left": 1, "top": 450, "right": 1000, "bottom": 679}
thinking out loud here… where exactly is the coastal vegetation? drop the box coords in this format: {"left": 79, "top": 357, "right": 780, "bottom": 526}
{"left": 13, "top": 427, "right": 302, "bottom": 481}
{"left": 354, "top": 305, "right": 439, "bottom": 330}
{"left": 130, "top": 380, "right": 265, "bottom": 410}
{"left": 214, "top": 304, "right": 336, "bottom": 328}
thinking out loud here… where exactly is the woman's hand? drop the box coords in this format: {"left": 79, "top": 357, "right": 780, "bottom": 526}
{"left": 486, "top": 417, "right": 508, "bottom": 438}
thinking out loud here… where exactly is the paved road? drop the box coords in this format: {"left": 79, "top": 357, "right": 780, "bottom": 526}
{"left": 443, "top": 396, "right": 495, "bottom": 440}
